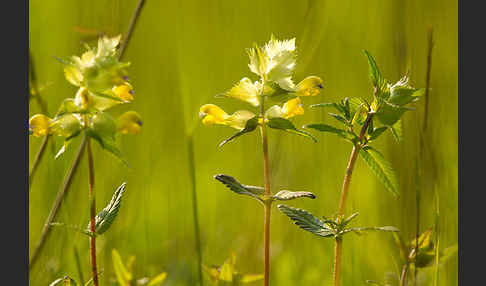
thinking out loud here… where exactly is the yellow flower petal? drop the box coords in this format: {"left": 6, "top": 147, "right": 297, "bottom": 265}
{"left": 199, "top": 104, "right": 229, "bottom": 126}
{"left": 296, "top": 76, "right": 323, "bottom": 97}
{"left": 282, "top": 97, "right": 304, "bottom": 118}
{"left": 225, "top": 78, "right": 260, "bottom": 107}
{"left": 112, "top": 82, "right": 134, "bottom": 102}
{"left": 226, "top": 110, "right": 256, "bottom": 130}
{"left": 29, "top": 114, "right": 51, "bottom": 137}
{"left": 117, "top": 111, "right": 143, "bottom": 135}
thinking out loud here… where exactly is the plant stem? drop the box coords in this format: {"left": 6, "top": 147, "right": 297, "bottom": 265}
{"left": 29, "top": 135, "right": 49, "bottom": 190}
{"left": 118, "top": 0, "right": 146, "bottom": 60}
{"left": 29, "top": 136, "right": 87, "bottom": 270}
{"left": 74, "top": 245, "right": 85, "bottom": 285}
{"left": 259, "top": 80, "right": 271, "bottom": 286}
{"left": 29, "top": 1, "right": 145, "bottom": 271}
{"left": 28, "top": 50, "right": 50, "bottom": 192}
{"left": 399, "top": 261, "right": 410, "bottom": 286}
{"left": 86, "top": 137, "right": 99, "bottom": 286}
{"left": 187, "top": 134, "right": 204, "bottom": 286}
{"left": 334, "top": 113, "right": 373, "bottom": 286}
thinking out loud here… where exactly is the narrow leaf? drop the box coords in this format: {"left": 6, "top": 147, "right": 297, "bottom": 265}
{"left": 112, "top": 249, "right": 132, "bottom": 286}
{"left": 390, "top": 120, "right": 402, "bottom": 142}
{"left": 267, "top": 117, "right": 317, "bottom": 142}
{"left": 147, "top": 273, "right": 167, "bottom": 286}
{"left": 344, "top": 226, "right": 399, "bottom": 235}
{"left": 360, "top": 146, "right": 399, "bottom": 197}
{"left": 305, "top": 124, "right": 357, "bottom": 143}
{"left": 272, "top": 190, "right": 316, "bottom": 201}
{"left": 369, "top": 126, "right": 388, "bottom": 141}
{"left": 219, "top": 116, "right": 258, "bottom": 147}
{"left": 278, "top": 205, "right": 333, "bottom": 238}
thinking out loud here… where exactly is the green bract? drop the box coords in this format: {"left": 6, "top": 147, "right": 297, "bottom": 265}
{"left": 29, "top": 35, "right": 142, "bottom": 162}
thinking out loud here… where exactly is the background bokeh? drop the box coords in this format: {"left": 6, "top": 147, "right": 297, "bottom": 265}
{"left": 29, "top": 0, "right": 457, "bottom": 285}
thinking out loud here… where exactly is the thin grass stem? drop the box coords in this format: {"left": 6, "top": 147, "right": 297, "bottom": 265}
{"left": 86, "top": 137, "right": 99, "bottom": 286}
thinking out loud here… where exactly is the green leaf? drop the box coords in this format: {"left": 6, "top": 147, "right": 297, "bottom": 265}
{"left": 49, "top": 276, "right": 78, "bottom": 286}
{"left": 147, "top": 273, "right": 167, "bottom": 286}
{"left": 344, "top": 226, "right": 399, "bottom": 235}
{"left": 265, "top": 81, "right": 297, "bottom": 103}
{"left": 214, "top": 174, "right": 264, "bottom": 202}
{"left": 267, "top": 117, "right": 317, "bottom": 142}
{"left": 368, "top": 126, "right": 388, "bottom": 141}
{"left": 363, "top": 50, "right": 388, "bottom": 98}
{"left": 272, "top": 190, "right": 316, "bottom": 201}
{"left": 359, "top": 146, "right": 399, "bottom": 197}
{"left": 278, "top": 205, "right": 334, "bottom": 238}
{"left": 375, "top": 102, "right": 411, "bottom": 127}
{"left": 89, "top": 182, "right": 126, "bottom": 235}
{"left": 329, "top": 113, "right": 348, "bottom": 125}
{"left": 305, "top": 124, "right": 357, "bottom": 143}
{"left": 342, "top": 212, "right": 359, "bottom": 227}
{"left": 219, "top": 116, "right": 258, "bottom": 147}
{"left": 390, "top": 120, "right": 402, "bottom": 142}
{"left": 112, "top": 249, "right": 132, "bottom": 286}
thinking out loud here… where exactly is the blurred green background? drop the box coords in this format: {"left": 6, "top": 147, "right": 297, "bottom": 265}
{"left": 29, "top": 0, "right": 457, "bottom": 285}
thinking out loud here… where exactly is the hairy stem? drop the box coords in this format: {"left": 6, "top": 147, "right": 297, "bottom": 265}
{"left": 29, "top": 1, "right": 145, "bottom": 271}
{"left": 334, "top": 113, "right": 373, "bottom": 286}
{"left": 86, "top": 138, "right": 99, "bottom": 286}
{"left": 187, "top": 134, "right": 203, "bottom": 286}
{"left": 259, "top": 80, "right": 271, "bottom": 286}
{"left": 29, "top": 136, "right": 87, "bottom": 269}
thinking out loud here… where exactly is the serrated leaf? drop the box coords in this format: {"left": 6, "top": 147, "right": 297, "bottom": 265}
{"left": 219, "top": 116, "right": 258, "bottom": 147}
{"left": 112, "top": 249, "right": 132, "bottom": 286}
{"left": 147, "top": 273, "right": 167, "bottom": 286}
{"left": 360, "top": 146, "right": 399, "bottom": 197}
{"left": 363, "top": 50, "right": 388, "bottom": 98}
{"left": 390, "top": 120, "right": 402, "bottom": 142}
{"left": 369, "top": 127, "right": 388, "bottom": 141}
{"left": 305, "top": 124, "right": 357, "bottom": 143}
{"left": 272, "top": 190, "right": 316, "bottom": 201}
{"left": 49, "top": 276, "right": 78, "bottom": 286}
{"left": 214, "top": 174, "right": 264, "bottom": 202}
{"left": 375, "top": 102, "right": 410, "bottom": 127}
{"left": 267, "top": 117, "right": 317, "bottom": 142}
{"left": 278, "top": 205, "right": 334, "bottom": 238}
{"left": 89, "top": 183, "right": 126, "bottom": 235}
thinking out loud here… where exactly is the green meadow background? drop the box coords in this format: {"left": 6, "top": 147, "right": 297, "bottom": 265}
{"left": 29, "top": 0, "right": 457, "bottom": 285}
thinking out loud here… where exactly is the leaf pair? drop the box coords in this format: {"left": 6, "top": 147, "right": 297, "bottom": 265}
{"left": 214, "top": 174, "right": 315, "bottom": 204}
{"left": 278, "top": 205, "right": 399, "bottom": 239}
{"left": 219, "top": 116, "right": 316, "bottom": 147}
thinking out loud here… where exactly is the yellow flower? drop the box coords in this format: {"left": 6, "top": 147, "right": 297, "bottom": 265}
{"left": 112, "top": 82, "right": 134, "bottom": 102}
{"left": 117, "top": 111, "right": 143, "bottom": 134}
{"left": 224, "top": 78, "right": 260, "bottom": 107}
{"left": 296, "top": 76, "right": 323, "bottom": 97}
{"left": 265, "top": 98, "right": 304, "bottom": 119}
{"left": 199, "top": 104, "right": 255, "bottom": 130}
{"left": 29, "top": 114, "right": 51, "bottom": 137}
{"left": 281, "top": 97, "right": 304, "bottom": 118}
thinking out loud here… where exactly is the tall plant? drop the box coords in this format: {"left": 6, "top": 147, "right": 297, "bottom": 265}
{"left": 29, "top": 35, "right": 142, "bottom": 286}
{"left": 199, "top": 35, "right": 323, "bottom": 286}
{"left": 278, "top": 51, "right": 423, "bottom": 286}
